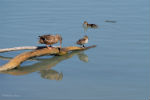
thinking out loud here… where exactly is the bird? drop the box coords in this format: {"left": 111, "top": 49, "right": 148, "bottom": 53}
{"left": 83, "top": 21, "right": 98, "bottom": 29}
{"left": 38, "top": 34, "right": 62, "bottom": 49}
{"left": 76, "top": 35, "right": 88, "bottom": 48}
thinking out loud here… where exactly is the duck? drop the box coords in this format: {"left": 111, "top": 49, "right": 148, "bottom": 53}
{"left": 38, "top": 34, "right": 62, "bottom": 49}
{"left": 76, "top": 35, "right": 88, "bottom": 48}
{"left": 83, "top": 21, "right": 98, "bottom": 29}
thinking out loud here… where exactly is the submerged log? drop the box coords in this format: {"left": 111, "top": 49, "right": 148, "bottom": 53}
{"left": 0, "top": 45, "right": 96, "bottom": 71}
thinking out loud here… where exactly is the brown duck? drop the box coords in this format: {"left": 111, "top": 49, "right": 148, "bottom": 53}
{"left": 83, "top": 21, "right": 98, "bottom": 29}
{"left": 76, "top": 35, "right": 88, "bottom": 48}
{"left": 39, "top": 34, "right": 62, "bottom": 49}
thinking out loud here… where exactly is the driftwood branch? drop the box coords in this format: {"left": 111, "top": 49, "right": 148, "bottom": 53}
{"left": 0, "top": 46, "right": 38, "bottom": 53}
{"left": 0, "top": 45, "right": 96, "bottom": 71}
{"left": 0, "top": 46, "right": 60, "bottom": 53}
{"left": 0, "top": 55, "right": 48, "bottom": 61}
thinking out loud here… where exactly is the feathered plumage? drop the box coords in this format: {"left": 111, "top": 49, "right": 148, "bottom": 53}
{"left": 38, "top": 34, "right": 62, "bottom": 49}
{"left": 76, "top": 35, "right": 88, "bottom": 47}
{"left": 83, "top": 21, "right": 98, "bottom": 28}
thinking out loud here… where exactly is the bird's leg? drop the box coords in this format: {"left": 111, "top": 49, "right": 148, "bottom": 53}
{"left": 50, "top": 45, "right": 56, "bottom": 48}
{"left": 60, "top": 42, "right": 62, "bottom": 48}
{"left": 46, "top": 45, "right": 52, "bottom": 50}
{"left": 58, "top": 47, "right": 61, "bottom": 52}
{"left": 59, "top": 38, "right": 62, "bottom": 48}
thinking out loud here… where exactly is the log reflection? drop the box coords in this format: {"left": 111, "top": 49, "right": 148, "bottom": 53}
{"left": 0, "top": 50, "right": 88, "bottom": 80}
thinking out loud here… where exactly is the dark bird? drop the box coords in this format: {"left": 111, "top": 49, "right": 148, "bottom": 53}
{"left": 105, "top": 20, "right": 117, "bottom": 23}
{"left": 83, "top": 21, "right": 98, "bottom": 29}
{"left": 38, "top": 34, "right": 62, "bottom": 49}
{"left": 76, "top": 35, "right": 88, "bottom": 48}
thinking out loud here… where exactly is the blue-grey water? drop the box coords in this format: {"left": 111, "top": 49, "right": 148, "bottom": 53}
{"left": 0, "top": 0, "right": 149, "bottom": 100}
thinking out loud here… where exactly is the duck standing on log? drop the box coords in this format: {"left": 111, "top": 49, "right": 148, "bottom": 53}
{"left": 76, "top": 35, "right": 88, "bottom": 48}
{"left": 38, "top": 34, "right": 62, "bottom": 49}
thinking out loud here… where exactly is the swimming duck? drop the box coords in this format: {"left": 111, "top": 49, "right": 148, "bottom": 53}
{"left": 38, "top": 34, "right": 62, "bottom": 49}
{"left": 76, "top": 35, "right": 88, "bottom": 48}
{"left": 83, "top": 21, "right": 98, "bottom": 29}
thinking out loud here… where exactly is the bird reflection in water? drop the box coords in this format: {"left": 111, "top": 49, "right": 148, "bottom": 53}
{"left": 40, "top": 69, "right": 63, "bottom": 80}
{"left": 0, "top": 50, "right": 89, "bottom": 80}
{"left": 77, "top": 52, "right": 88, "bottom": 62}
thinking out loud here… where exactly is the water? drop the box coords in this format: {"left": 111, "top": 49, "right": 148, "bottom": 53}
{"left": 0, "top": 0, "right": 149, "bottom": 100}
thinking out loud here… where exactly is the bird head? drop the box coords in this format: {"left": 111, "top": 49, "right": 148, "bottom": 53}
{"left": 84, "top": 35, "right": 88, "bottom": 39}
{"left": 38, "top": 36, "right": 45, "bottom": 44}
{"left": 83, "top": 21, "right": 88, "bottom": 25}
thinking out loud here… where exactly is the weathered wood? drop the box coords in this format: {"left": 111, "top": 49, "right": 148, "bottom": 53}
{"left": 0, "top": 46, "right": 59, "bottom": 53}
{"left": 0, "top": 45, "right": 96, "bottom": 71}
{"left": 0, "top": 46, "right": 37, "bottom": 53}
{"left": 0, "top": 56, "right": 44, "bottom": 61}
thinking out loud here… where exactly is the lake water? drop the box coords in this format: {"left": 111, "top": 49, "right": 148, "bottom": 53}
{"left": 0, "top": 0, "right": 149, "bottom": 100}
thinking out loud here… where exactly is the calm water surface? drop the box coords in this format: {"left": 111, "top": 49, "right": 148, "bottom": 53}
{"left": 0, "top": 0, "right": 149, "bottom": 100}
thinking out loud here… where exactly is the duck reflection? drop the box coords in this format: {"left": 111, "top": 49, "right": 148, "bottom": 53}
{"left": 40, "top": 69, "right": 63, "bottom": 80}
{"left": 0, "top": 50, "right": 89, "bottom": 80}
{"left": 77, "top": 52, "right": 88, "bottom": 62}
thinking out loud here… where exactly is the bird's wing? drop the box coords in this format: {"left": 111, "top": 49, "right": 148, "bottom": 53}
{"left": 44, "top": 35, "right": 55, "bottom": 42}
{"left": 77, "top": 38, "right": 86, "bottom": 44}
